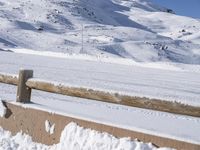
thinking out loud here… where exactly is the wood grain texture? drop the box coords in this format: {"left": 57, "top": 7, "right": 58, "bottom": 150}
{"left": 0, "top": 72, "right": 200, "bottom": 117}
{"left": 26, "top": 79, "right": 200, "bottom": 117}
{"left": 16, "top": 70, "right": 33, "bottom": 103}
{"left": 0, "top": 73, "right": 18, "bottom": 85}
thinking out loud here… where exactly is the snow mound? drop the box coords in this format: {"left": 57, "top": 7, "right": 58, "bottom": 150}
{"left": 0, "top": 122, "right": 172, "bottom": 150}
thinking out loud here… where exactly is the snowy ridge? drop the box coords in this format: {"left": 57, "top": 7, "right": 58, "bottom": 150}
{"left": 0, "top": 0, "right": 200, "bottom": 64}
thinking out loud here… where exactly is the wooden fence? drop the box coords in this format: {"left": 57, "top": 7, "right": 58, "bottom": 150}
{"left": 0, "top": 69, "right": 200, "bottom": 117}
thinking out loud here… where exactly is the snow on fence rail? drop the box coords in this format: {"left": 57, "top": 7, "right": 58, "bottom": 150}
{"left": 0, "top": 69, "right": 200, "bottom": 117}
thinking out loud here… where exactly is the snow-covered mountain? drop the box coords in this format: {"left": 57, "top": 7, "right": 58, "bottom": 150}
{"left": 0, "top": 0, "right": 200, "bottom": 64}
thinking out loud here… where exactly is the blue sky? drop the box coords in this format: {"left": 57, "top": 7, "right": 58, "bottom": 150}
{"left": 149, "top": 0, "right": 200, "bottom": 19}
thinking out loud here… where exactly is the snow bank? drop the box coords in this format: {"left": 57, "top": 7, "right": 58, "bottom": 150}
{"left": 0, "top": 122, "right": 172, "bottom": 150}
{"left": 54, "top": 122, "right": 172, "bottom": 150}
{"left": 0, "top": 99, "right": 6, "bottom": 117}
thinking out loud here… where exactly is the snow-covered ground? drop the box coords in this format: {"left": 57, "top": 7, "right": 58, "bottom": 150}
{"left": 0, "top": 0, "right": 200, "bottom": 149}
{"left": 0, "top": 51, "right": 200, "bottom": 107}
{"left": 0, "top": 122, "right": 172, "bottom": 150}
{"left": 0, "top": 52, "right": 200, "bottom": 146}
{"left": 0, "top": 0, "right": 200, "bottom": 64}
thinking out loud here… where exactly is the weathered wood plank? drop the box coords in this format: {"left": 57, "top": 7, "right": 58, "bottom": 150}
{"left": 16, "top": 70, "right": 33, "bottom": 103}
{"left": 26, "top": 79, "right": 200, "bottom": 117}
{"left": 0, "top": 72, "right": 18, "bottom": 85}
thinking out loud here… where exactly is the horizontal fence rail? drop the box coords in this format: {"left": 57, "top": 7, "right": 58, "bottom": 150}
{"left": 0, "top": 69, "right": 200, "bottom": 117}
{"left": 0, "top": 73, "right": 18, "bottom": 85}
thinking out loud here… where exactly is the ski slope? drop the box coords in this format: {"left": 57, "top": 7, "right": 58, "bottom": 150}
{"left": 0, "top": 0, "right": 200, "bottom": 64}
{"left": 0, "top": 0, "right": 200, "bottom": 148}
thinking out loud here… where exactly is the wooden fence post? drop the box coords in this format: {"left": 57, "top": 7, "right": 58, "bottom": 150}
{"left": 16, "top": 69, "right": 33, "bottom": 103}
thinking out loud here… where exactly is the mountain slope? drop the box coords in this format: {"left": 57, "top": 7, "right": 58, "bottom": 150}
{"left": 0, "top": 0, "right": 200, "bottom": 64}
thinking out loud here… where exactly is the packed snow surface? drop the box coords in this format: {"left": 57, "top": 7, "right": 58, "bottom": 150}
{"left": 0, "top": 0, "right": 200, "bottom": 64}
{"left": 0, "top": 52, "right": 200, "bottom": 107}
{"left": 0, "top": 122, "right": 172, "bottom": 150}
